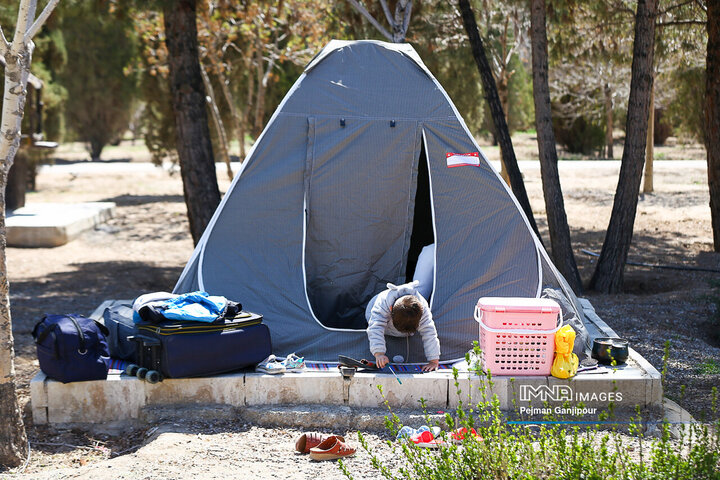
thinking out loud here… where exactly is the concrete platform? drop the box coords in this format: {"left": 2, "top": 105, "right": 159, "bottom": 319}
{"left": 30, "top": 298, "right": 662, "bottom": 425}
{"left": 7, "top": 202, "right": 115, "bottom": 247}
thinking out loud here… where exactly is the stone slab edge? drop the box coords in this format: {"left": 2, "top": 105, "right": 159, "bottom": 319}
{"left": 7, "top": 202, "right": 115, "bottom": 247}
{"left": 30, "top": 371, "right": 48, "bottom": 425}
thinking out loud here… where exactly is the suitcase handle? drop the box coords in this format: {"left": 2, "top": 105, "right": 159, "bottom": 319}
{"left": 127, "top": 335, "right": 161, "bottom": 347}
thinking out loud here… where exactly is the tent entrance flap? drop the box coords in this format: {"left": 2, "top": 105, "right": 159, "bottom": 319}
{"left": 405, "top": 138, "right": 434, "bottom": 285}
{"left": 304, "top": 117, "right": 418, "bottom": 330}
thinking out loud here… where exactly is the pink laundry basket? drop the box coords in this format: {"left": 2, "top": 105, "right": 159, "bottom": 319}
{"left": 474, "top": 297, "right": 561, "bottom": 376}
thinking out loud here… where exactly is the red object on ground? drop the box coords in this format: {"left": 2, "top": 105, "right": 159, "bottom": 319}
{"left": 410, "top": 430, "right": 445, "bottom": 448}
{"left": 308, "top": 436, "right": 356, "bottom": 461}
{"left": 295, "top": 433, "right": 345, "bottom": 454}
{"left": 451, "top": 427, "right": 481, "bottom": 442}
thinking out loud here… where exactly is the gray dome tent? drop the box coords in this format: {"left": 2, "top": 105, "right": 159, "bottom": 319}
{"left": 174, "top": 40, "right": 587, "bottom": 363}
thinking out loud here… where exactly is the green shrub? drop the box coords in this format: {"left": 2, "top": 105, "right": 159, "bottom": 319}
{"left": 340, "top": 345, "right": 720, "bottom": 480}
{"left": 697, "top": 359, "right": 720, "bottom": 376}
{"left": 654, "top": 108, "right": 673, "bottom": 146}
{"left": 666, "top": 67, "right": 705, "bottom": 143}
{"left": 507, "top": 55, "right": 535, "bottom": 134}
{"left": 553, "top": 115, "right": 606, "bottom": 156}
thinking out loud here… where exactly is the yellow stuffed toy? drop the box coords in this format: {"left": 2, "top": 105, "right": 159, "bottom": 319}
{"left": 551, "top": 325, "right": 579, "bottom": 379}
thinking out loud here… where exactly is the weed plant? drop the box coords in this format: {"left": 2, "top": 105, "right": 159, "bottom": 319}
{"left": 340, "top": 344, "right": 720, "bottom": 480}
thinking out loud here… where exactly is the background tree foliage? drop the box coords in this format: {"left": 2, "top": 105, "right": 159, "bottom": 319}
{"left": 1, "top": 0, "right": 709, "bottom": 163}
{"left": 59, "top": 0, "right": 138, "bottom": 160}
{"left": 0, "top": 1, "right": 67, "bottom": 142}
{"left": 132, "top": 0, "right": 334, "bottom": 165}
{"left": 1, "top": 0, "right": 716, "bottom": 285}
{"left": 547, "top": 0, "right": 706, "bottom": 156}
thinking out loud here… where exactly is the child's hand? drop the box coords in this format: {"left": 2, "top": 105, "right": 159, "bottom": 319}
{"left": 374, "top": 353, "right": 389, "bottom": 368}
{"left": 421, "top": 359, "right": 439, "bottom": 372}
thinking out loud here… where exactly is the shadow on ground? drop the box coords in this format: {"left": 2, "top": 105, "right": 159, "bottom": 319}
{"left": 566, "top": 227, "right": 720, "bottom": 295}
{"left": 50, "top": 158, "right": 136, "bottom": 165}
{"left": 102, "top": 194, "right": 185, "bottom": 206}
{"left": 10, "top": 261, "right": 182, "bottom": 337}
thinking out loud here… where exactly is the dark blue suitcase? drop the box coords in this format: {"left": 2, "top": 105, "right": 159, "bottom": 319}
{"left": 129, "top": 311, "right": 270, "bottom": 380}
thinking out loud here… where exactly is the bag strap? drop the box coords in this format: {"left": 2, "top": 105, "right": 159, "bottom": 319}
{"left": 33, "top": 317, "right": 61, "bottom": 360}
{"left": 67, "top": 315, "right": 87, "bottom": 354}
{"left": 33, "top": 316, "right": 54, "bottom": 344}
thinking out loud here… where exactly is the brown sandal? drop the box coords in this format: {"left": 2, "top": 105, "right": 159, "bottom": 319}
{"left": 309, "top": 436, "right": 356, "bottom": 461}
{"left": 295, "top": 432, "right": 345, "bottom": 454}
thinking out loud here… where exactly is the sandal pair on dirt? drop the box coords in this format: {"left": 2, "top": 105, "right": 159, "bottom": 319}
{"left": 295, "top": 432, "right": 356, "bottom": 461}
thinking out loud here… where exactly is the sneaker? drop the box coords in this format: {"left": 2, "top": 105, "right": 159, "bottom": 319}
{"left": 282, "top": 352, "right": 305, "bottom": 373}
{"left": 256, "top": 355, "right": 286, "bottom": 374}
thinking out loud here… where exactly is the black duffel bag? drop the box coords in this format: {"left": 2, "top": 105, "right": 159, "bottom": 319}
{"left": 32, "top": 314, "right": 110, "bottom": 383}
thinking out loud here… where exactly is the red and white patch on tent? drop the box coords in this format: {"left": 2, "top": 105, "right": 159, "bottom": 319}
{"left": 446, "top": 152, "right": 480, "bottom": 168}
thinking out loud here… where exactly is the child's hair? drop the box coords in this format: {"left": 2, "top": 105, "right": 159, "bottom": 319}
{"left": 391, "top": 295, "right": 423, "bottom": 333}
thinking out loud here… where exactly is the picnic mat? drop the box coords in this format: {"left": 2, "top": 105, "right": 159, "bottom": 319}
{"left": 107, "top": 358, "right": 129, "bottom": 374}
{"left": 305, "top": 362, "right": 454, "bottom": 373}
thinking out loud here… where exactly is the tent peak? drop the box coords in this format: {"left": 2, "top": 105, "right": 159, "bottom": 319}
{"left": 304, "top": 39, "right": 427, "bottom": 76}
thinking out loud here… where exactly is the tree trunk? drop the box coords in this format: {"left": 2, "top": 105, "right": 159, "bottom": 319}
{"left": 89, "top": 139, "right": 104, "bottom": 161}
{"left": 253, "top": 50, "right": 275, "bottom": 140}
{"left": 240, "top": 53, "right": 255, "bottom": 156}
{"left": 0, "top": 183, "right": 27, "bottom": 468}
{"left": 604, "top": 83, "right": 614, "bottom": 159}
{"left": 210, "top": 54, "right": 245, "bottom": 161}
{"left": 708, "top": 0, "right": 720, "bottom": 251}
{"left": 392, "top": 0, "right": 412, "bottom": 42}
{"left": 589, "top": 0, "right": 657, "bottom": 293}
{"left": 497, "top": 73, "right": 511, "bottom": 184}
{"left": 457, "top": 0, "right": 542, "bottom": 241}
{"left": 252, "top": 43, "right": 264, "bottom": 139}
{"left": 6, "top": 150, "right": 28, "bottom": 211}
{"left": 0, "top": 0, "right": 42, "bottom": 467}
{"left": 529, "top": 0, "right": 583, "bottom": 293}
{"left": 163, "top": 0, "right": 221, "bottom": 245}
{"left": 643, "top": 80, "right": 654, "bottom": 193}
{"left": 200, "top": 63, "right": 233, "bottom": 180}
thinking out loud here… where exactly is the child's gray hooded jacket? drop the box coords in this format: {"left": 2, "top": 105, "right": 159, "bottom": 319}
{"left": 365, "top": 281, "right": 441, "bottom": 361}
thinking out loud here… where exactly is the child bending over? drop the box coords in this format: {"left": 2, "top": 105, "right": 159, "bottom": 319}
{"left": 365, "top": 281, "right": 440, "bottom": 372}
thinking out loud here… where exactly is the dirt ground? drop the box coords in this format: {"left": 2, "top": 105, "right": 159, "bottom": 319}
{"left": 4, "top": 135, "right": 720, "bottom": 476}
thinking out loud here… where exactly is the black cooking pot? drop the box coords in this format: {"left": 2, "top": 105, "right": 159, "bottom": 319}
{"left": 591, "top": 337, "right": 629, "bottom": 365}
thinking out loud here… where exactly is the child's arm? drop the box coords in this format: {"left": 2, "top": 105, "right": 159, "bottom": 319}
{"left": 367, "top": 293, "right": 391, "bottom": 367}
{"left": 417, "top": 307, "right": 441, "bottom": 371}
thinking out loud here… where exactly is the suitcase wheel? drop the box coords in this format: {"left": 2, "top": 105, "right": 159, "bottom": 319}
{"left": 126, "top": 364, "right": 139, "bottom": 377}
{"left": 136, "top": 367, "right": 148, "bottom": 380}
{"left": 146, "top": 370, "right": 162, "bottom": 384}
